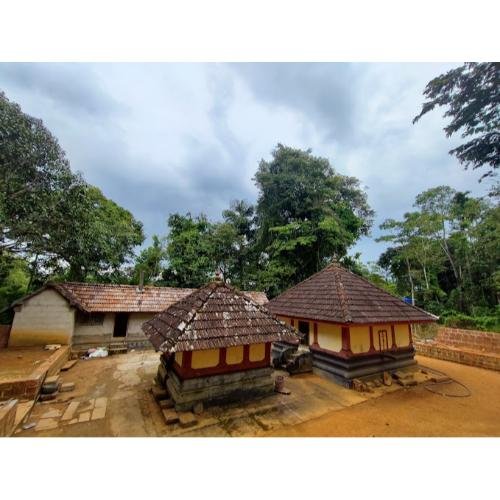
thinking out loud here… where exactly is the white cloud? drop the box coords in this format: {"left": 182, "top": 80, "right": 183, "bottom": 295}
{"left": 0, "top": 62, "right": 491, "bottom": 264}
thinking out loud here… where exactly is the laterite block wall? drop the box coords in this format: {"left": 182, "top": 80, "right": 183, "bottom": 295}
{"left": 415, "top": 327, "right": 500, "bottom": 371}
{"left": 435, "top": 327, "right": 500, "bottom": 354}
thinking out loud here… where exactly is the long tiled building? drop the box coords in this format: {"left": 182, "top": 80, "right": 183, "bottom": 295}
{"left": 5, "top": 282, "right": 268, "bottom": 350}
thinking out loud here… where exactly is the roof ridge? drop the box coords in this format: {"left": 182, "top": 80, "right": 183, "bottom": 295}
{"left": 331, "top": 265, "right": 352, "bottom": 322}
{"left": 60, "top": 281, "right": 196, "bottom": 291}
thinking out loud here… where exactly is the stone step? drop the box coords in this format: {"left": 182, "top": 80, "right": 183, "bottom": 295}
{"left": 158, "top": 398, "right": 174, "bottom": 409}
{"left": 178, "top": 412, "right": 198, "bottom": 428}
{"left": 162, "top": 409, "right": 180, "bottom": 425}
{"left": 109, "top": 346, "right": 128, "bottom": 355}
{"left": 151, "top": 386, "right": 169, "bottom": 402}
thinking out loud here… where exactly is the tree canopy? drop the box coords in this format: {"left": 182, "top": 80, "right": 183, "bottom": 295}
{"left": 0, "top": 90, "right": 144, "bottom": 299}
{"left": 413, "top": 62, "right": 500, "bottom": 180}
{"left": 378, "top": 186, "right": 499, "bottom": 327}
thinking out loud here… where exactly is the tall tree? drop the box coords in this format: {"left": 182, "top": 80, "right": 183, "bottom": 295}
{"left": 162, "top": 213, "right": 215, "bottom": 287}
{"left": 254, "top": 144, "right": 373, "bottom": 295}
{"left": 413, "top": 62, "right": 500, "bottom": 180}
{"left": 221, "top": 199, "right": 257, "bottom": 288}
{"left": 132, "top": 235, "right": 168, "bottom": 285}
{"left": 0, "top": 91, "right": 144, "bottom": 286}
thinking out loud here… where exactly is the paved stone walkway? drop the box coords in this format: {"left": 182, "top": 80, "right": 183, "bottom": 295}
{"left": 15, "top": 350, "right": 435, "bottom": 437}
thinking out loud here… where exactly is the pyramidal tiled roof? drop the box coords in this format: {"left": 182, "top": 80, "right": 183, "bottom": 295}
{"left": 10, "top": 282, "right": 268, "bottom": 313}
{"left": 267, "top": 263, "right": 438, "bottom": 325}
{"left": 142, "top": 281, "right": 298, "bottom": 353}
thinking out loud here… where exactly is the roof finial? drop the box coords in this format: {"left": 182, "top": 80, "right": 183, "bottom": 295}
{"left": 214, "top": 268, "right": 223, "bottom": 282}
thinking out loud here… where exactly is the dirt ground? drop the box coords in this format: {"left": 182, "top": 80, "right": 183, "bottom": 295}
{"left": 14, "top": 351, "right": 500, "bottom": 437}
{"left": 0, "top": 347, "right": 53, "bottom": 381}
{"left": 268, "top": 355, "right": 500, "bottom": 437}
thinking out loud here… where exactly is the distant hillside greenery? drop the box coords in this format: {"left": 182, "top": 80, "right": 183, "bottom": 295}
{"left": 1, "top": 70, "right": 499, "bottom": 332}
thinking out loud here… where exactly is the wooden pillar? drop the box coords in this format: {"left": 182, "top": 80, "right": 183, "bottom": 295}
{"left": 291, "top": 318, "right": 295, "bottom": 328}
{"left": 368, "top": 325, "right": 375, "bottom": 353}
{"left": 219, "top": 347, "right": 227, "bottom": 369}
{"left": 391, "top": 325, "right": 396, "bottom": 349}
{"left": 341, "top": 326, "right": 352, "bottom": 355}
{"left": 243, "top": 344, "right": 250, "bottom": 364}
{"left": 313, "top": 322, "right": 318, "bottom": 346}
{"left": 408, "top": 323, "right": 413, "bottom": 346}
{"left": 265, "top": 343, "right": 271, "bottom": 364}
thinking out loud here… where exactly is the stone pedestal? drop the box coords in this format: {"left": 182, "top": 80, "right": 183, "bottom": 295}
{"left": 167, "top": 367, "right": 274, "bottom": 412}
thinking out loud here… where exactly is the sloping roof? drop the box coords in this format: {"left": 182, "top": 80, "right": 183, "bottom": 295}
{"left": 267, "top": 262, "right": 438, "bottom": 325}
{"left": 142, "top": 281, "right": 298, "bottom": 352}
{"left": 10, "top": 282, "right": 268, "bottom": 314}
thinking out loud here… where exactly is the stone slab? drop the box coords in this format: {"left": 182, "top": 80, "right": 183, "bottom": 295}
{"left": 162, "top": 409, "right": 179, "bottom": 425}
{"left": 61, "top": 401, "right": 80, "bottom": 421}
{"left": 35, "top": 417, "right": 58, "bottom": 431}
{"left": 78, "top": 411, "right": 91, "bottom": 423}
{"left": 178, "top": 412, "right": 197, "bottom": 428}
{"left": 41, "top": 408, "right": 62, "bottom": 419}
{"left": 91, "top": 406, "right": 106, "bottom": 420}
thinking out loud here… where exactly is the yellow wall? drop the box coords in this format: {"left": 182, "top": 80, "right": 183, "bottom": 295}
{"left": 9, "top": 289, "right": 75, "bottom": 346}
{"left": 317, "top": 322, "right": 342, "bottom": 352}
{"left": 175, "top": 351, "right": 183, "bottom": 366}
{"left": 395, "top": 323, "right": 410, "bottom": 347}
{"left": 226, "top": 345, "right": 244, "bottom": 365}
{"left": 191, "top": 348, "right": 220, "bottom": 369}
{"left": 349, "top": 325, "right": 371, "bottom": 353}
{"left": 249, "top": 343, "right": 266, "bottom": 362}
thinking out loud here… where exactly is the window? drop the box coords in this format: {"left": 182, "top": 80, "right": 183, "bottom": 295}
{"left": 76, "top": 311, "right": 105, "bottom": 325}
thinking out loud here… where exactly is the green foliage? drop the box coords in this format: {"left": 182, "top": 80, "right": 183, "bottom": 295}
{"left": 414, "top": 62, "right": 500, "bottom": 180}
{"left": 254, "top": 144, "right": 373, "bottom": 295}
{"left": 0, "top": 252, "right": 29, "bottom": 323}
{"left": 162, "top": 213, "right": 215, "bottom": 287}
{"left": 378, "top": 185, "right": 499, "bottom": 326}
{"left": 132, "top": 235, "right": 167, "bottom": 285}
{"left": 0, "top": 90, "right": 144, "bottom": 296}
{"left": 441, "top": 310, "right": 500, "bottom": 333}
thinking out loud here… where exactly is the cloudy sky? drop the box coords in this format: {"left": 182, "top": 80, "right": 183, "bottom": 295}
{"left": 0, "top": 63, "right": 491, "bottom": 263}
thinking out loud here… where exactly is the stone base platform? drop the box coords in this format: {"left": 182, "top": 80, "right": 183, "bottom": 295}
{"left": 310, "top": 347, "right": 417, "bottom": 387}
{"left": 166, "top": 367, "right": 275, "bottom": 412}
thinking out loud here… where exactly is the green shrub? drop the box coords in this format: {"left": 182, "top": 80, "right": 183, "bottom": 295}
{"left": 443, "top": 312, "right": 500, "bottom": 333}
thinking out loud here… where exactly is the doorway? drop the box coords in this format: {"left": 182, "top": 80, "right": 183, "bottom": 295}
{"left": 377, "top": 329, "right": 389, "bottom": 351}
{"left": 298, "top": 321, "right": 310, "bottom": 346}
{"left": 113, "top": 313, "right": 129, "bottom": 337}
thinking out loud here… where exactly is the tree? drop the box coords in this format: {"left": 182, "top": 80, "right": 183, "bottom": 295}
{"left": 132, "top": 235, "right": 168, "bottom": 285}
{"left": 0, "top": 90, "right": 82, "bottom": 254}
{"left": 254, "top": 144, "right": 374, "bottom": 295}
{"left": 0, "top": 252, "right": 30, "bottom": 323}
{"left": 378, "top": 185, "right": 499, "bottom": 316}
{"left": 221, "top": 200, "right": 258, "bottom": 288}
{"left": 413, "top": 62, "right": 500, "bottom": 180}
{"left": 0, "top": 91, "right": 144, "bottom": 285}
{"left": 162, "top": 213, "right": 215, "bottom": 287}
